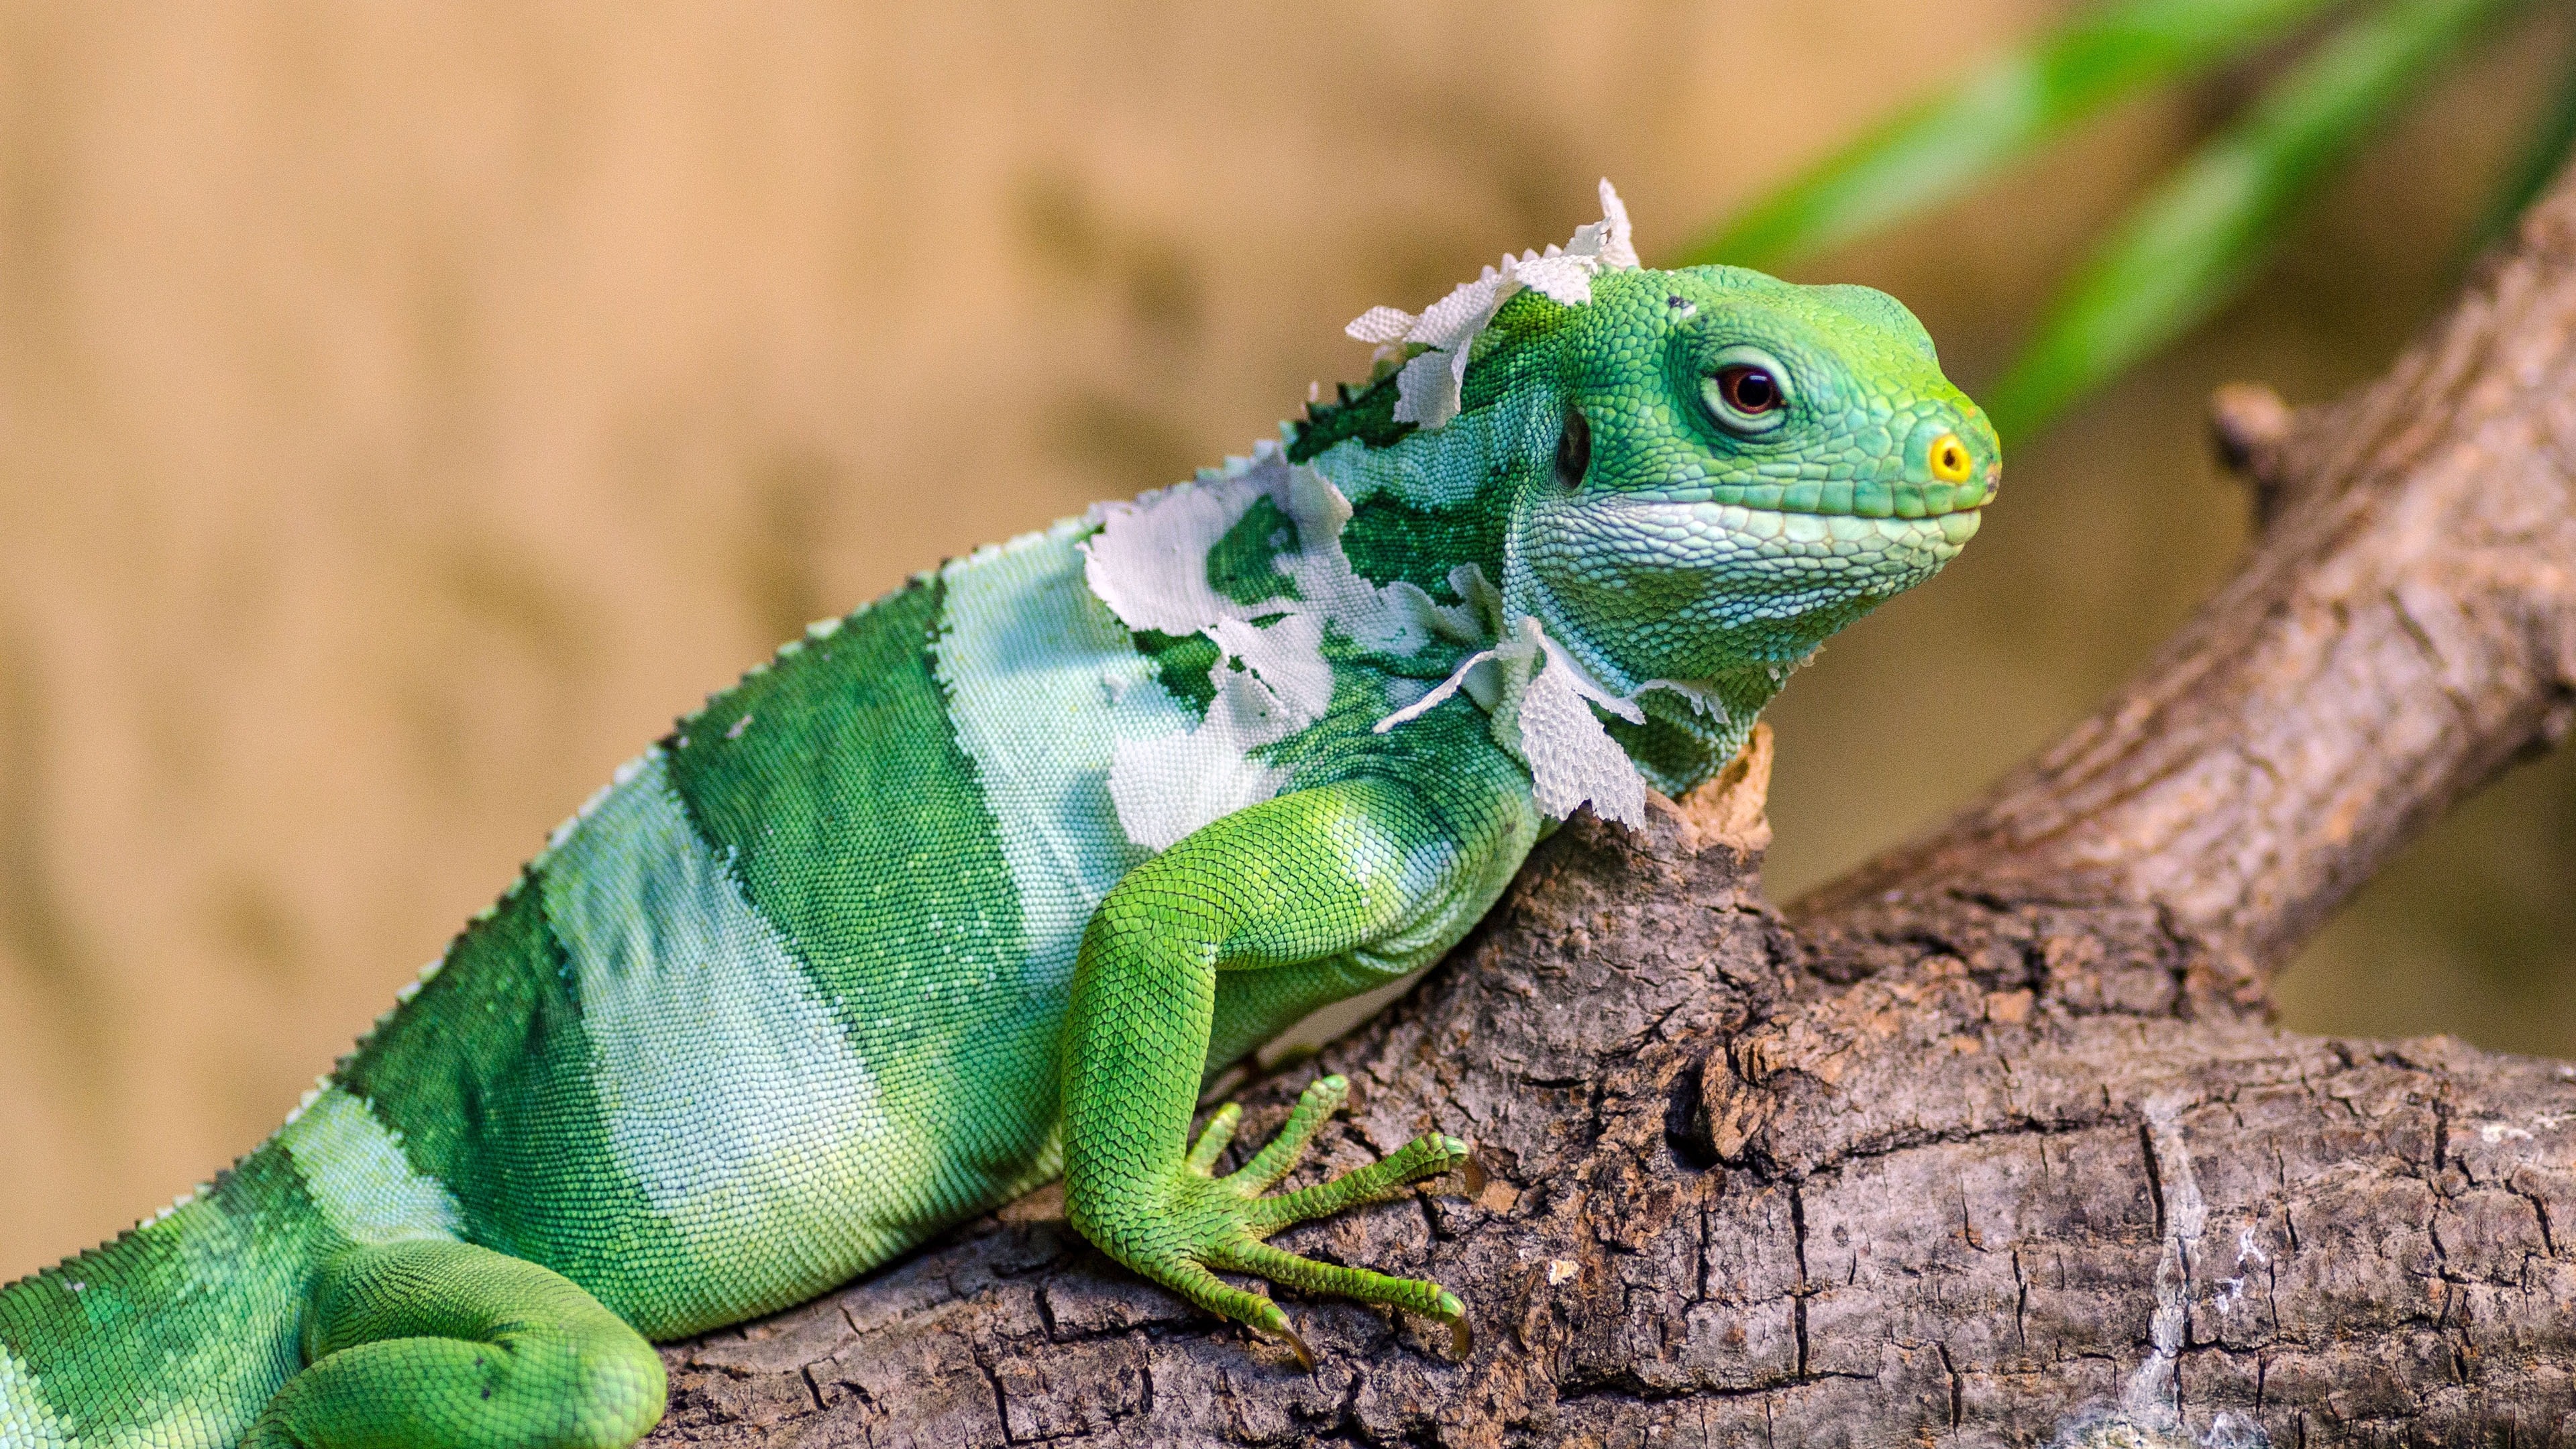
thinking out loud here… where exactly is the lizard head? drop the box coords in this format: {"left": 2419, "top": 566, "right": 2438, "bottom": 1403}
{"left": 1503, "top": 263, "right": 1997, "bottom": 708}
{"left": 1315, "top": 186, "right": 1992, "bottom": 801}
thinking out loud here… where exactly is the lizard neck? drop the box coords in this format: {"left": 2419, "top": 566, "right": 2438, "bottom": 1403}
{"left": 1486, "top": 500, "right": 1786, "bottom": 799}
{"left": 1295, "top": 366, "right": 1559, "bottom": 631}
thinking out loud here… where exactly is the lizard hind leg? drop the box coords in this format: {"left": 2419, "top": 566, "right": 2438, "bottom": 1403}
{"left": 244, "top": 1240, "right": 665, "bottom": 1449}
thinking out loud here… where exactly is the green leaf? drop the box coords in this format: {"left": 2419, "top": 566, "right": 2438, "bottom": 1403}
{"left": 1985, "top": 0, "right": 2518, "bottom": 439}
{"left": 1672, "top": 0, "right": 2349, "bottom": 271}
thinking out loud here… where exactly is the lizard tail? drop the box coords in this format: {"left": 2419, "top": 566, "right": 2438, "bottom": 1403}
{"left": 1, "top": 1135, "right": 333, "bottom": 1448}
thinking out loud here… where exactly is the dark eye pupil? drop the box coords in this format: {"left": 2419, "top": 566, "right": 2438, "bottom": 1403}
{"left": 1722, "top": 366, "right": 1778, "bottom": 413}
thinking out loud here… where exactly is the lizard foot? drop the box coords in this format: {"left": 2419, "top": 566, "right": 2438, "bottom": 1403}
{"left": 1121, "top": 1074, "right": 1473, "bottom": 1365}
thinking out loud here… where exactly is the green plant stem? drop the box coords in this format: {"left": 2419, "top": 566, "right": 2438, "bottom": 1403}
{"left": 1986, "top": 0, "right": 2518, "bottom": 439}
{"left": 1673, "top": 0, "right": 2348, "bottom": 271}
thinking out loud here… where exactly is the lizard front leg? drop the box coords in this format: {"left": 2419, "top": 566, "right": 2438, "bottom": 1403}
{"left": 1061, "top": 771, "right": 1525, "bottom": 1364}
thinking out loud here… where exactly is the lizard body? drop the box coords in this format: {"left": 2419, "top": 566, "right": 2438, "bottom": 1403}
{"left": 0, "top": 183, "right": 1994, "bottom": 1448}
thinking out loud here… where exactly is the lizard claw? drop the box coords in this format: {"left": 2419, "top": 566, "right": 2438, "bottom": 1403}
{"left": 1436, "top": 1289, "right": 1472, "bottom": 1358}
{"left": 1250, "top": 1299, "right": 1316, "bottom": 1371}
{"left": 1454, "top": 1154, "right": 1488, "bottom": 1199}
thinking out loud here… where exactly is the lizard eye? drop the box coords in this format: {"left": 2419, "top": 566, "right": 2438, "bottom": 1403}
{"left": 1716, "top": 367, "right": 1778, "bottom": 413}
{"left": 1700, "top": 346, "right": 1792, "bottom": 436}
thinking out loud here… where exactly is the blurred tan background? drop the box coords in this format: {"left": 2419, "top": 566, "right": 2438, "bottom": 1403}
{"left": 4, "top": 1, "right": 2573, "bottom": 1283}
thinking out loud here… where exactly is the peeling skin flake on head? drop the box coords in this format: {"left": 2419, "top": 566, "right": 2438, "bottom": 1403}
{"left": 1347, "top": 178, "right": 1639, "bottom": 429}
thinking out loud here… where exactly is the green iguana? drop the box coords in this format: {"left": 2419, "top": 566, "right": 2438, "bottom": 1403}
{"left": 0, "top": 182, "right": 1996, "bottom": 1449}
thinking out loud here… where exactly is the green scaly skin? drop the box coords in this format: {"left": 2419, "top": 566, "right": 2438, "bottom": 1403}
{"left": 0, "top": 189, "right": 1994, "bottom": 1446}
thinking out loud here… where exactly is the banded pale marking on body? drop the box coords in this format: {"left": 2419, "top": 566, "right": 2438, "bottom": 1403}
{"left": 0, "top": 181, "right": 1996, "bottom": 1446}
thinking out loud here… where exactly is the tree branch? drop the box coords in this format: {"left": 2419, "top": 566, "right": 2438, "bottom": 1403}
{"left": 643, "top": 180, "right": 2576, "bottom": 1447}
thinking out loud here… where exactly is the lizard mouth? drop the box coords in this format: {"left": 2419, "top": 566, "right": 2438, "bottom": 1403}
{"left": 1662, "top": 469, "right": 1998, "bottom": 519}
{"left": 1702, "top": 500, "right": 1983, "bottom": 551}
{"left": 1525, "top": 496, "right": 1980, "bottom": 625}
{"left": 1566, "top": 493, "right": 1985, "bottom": 550}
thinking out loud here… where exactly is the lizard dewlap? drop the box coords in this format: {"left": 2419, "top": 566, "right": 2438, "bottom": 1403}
{"left": 0, "top": 180, "right": 1994, "bottom": 1448}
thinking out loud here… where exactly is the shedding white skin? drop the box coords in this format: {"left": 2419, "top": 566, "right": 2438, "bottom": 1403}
{"left": 1343, "top": 175, "right": 1688, "bottom": 826}
{"left": 1090, "top": 178, "right": 1673, "bottom": 839}
{"left": 1373, "top": 611, "right": 1719, "bottom": 829}
{"left": 1083, "top": 443, "right": 1484, "bottom": 849}
{"left": 1346, "top": 178, "right": 1638, "bottom": 429}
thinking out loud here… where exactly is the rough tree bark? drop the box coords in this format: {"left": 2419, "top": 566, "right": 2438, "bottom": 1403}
{"left": 640, "top": 176, "right": 2576, "bottom": 1448}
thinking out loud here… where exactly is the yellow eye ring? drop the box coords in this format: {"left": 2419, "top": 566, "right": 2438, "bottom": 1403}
{"left": 1928, "top": 432, "right": 1974, "bottom": 483}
